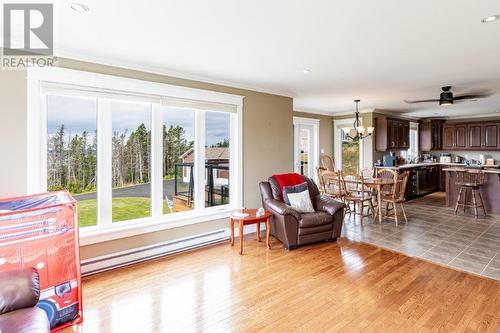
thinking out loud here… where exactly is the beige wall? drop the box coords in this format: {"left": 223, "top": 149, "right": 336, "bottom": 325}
{"left": 293, "top": 111, "right": 334, "bottom": 157}
{"left": 0, "top": 59, "right": 294, "bottom": 259}
{"left": 0, "top": 69, "right": 28, "bottom": 197}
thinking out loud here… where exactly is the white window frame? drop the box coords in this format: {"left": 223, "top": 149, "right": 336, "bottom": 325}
{"left": 27, "top": 67, "right": 243, "bottom": 245}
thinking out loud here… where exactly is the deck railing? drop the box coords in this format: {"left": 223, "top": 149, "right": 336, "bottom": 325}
{"left": 174, "top": 162, "right": 229, "bottom": 207}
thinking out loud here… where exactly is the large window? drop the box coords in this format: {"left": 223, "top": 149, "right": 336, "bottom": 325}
{"left": 205, "top": 112, "right": 231, "bottom": 207}
{"left": 36, "top": 68, "right": 242, "bottom": 237}
{"left": 47, "top": 95, "right": 98, "bottom": 227}
{"left": 111, "top": 101, "right": 152, "bottom": 222}
{"left": 162, "top": 107, "right": 195, "bottom": 214}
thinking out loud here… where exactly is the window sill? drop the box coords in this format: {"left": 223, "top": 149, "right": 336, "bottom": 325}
{"left": 79, "top": 206, "right": 236, "bottom": 246}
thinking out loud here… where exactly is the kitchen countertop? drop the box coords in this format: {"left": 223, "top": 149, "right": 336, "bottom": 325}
{"left": 442, "top": 167, "right": 500, "bottom": 174}
{"left": 376, "top": 162, "right": 499, "bottom": 170}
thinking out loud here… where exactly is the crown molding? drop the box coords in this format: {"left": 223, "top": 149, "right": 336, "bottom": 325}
{"left": 331, "top": 108, "right": 376, "bottom": 116}
{"left": 54, "top": 49, "right": 295, "bottom": 98}
{"left": 293, "top": 107, "right": 335, "bottom": 117}
{"left": 444, "top": 112, "right": 500, "bottom": 120}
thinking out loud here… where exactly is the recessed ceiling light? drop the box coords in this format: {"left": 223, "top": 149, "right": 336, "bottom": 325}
{"left": 302, "top": 69, "right": 311, "bottom": 74}
{"left": 71, "top": 3, "right": 89, "bottom": 12}
{"left": 481, "top": 15, "right": 499, "bottom": 23}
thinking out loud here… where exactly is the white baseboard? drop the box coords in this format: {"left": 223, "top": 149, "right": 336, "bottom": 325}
{"left": 81, "top": 224, "right": 263, "bottom": 276}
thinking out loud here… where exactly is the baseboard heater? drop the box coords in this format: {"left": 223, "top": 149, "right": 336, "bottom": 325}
{"left": 81, "top": 224, "right": 261, "bottom": 276}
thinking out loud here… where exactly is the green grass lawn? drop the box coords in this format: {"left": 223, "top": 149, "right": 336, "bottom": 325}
{"left": 77, "top": 198, "right": 170, "bottom": 228}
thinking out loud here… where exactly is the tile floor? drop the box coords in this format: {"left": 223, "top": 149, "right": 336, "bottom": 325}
{"left": 341, "top": 192, "right": 500, "bottom": 281}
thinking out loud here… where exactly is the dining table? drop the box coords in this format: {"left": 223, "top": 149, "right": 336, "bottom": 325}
{"left": 358, "top": 177, "right": 395, "bottom": 224}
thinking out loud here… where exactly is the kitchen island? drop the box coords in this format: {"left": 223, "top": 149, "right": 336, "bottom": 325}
{"left": 443, "top": 167, "right": 500, "bottom": 213}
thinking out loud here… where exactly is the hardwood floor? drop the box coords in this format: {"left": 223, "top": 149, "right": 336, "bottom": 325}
{"left": 63, "top": 235, "right": 500, "bottom": 332}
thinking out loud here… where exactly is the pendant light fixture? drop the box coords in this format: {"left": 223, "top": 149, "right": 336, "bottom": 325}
{"left": 342, "top": 99, "right": 374, "bottom": 141}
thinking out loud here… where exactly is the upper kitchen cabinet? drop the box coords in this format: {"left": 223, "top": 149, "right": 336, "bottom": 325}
{"left": 420, "top": 119, "right": 444, "bottom": 151}
{"left": 442, "top": 121, "right": 499, "bottom": 151}
{"left": 468, "top": 122, "right": 499, "bottom": 150}
{"left": 443, "top": 124, "right": 467, "bottom": 150}
{"left": 455, "top": 124, "right": 467, "bottom": 149}
{"left": 483, "top": 123, "right": 499, "bottom": 150}
{"left": 375, "top": 117, "right": 410, "bottom": 151}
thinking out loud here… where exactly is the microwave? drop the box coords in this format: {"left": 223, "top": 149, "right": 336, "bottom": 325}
{"left": 440, "top": 156, "right": 451, "bottom": 163}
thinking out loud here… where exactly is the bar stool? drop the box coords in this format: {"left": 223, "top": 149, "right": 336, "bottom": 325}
{"left": 454, "top": 170, "right": 486, "bottom": 218}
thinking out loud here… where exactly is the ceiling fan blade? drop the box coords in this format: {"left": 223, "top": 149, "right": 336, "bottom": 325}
{"left": 404, "top": 99, "right": 440, "bottom": 104}
{"left": 453, "top": 93, "right": 492, "bottom": 101}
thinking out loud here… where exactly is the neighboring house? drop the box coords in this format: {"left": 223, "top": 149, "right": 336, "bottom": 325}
{"left": 179, "top": 147, "right": 230, "bottom": 184}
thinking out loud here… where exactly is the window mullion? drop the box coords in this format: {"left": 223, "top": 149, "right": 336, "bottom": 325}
{"left": 229, "top": 113, "right": 238, "bottom": 208}
{"left": 97, "top": 99, "right": 112, "bottom": 227}
{"left": 151, "top": 104, "right": 163, "bottom": 218}
{"left": 194, "top": 110, "right": 206, "bottom": 211}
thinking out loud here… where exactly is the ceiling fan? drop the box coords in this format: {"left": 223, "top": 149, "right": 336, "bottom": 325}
{"left": 404, "top": 86, "right": 491, "bottom": 106}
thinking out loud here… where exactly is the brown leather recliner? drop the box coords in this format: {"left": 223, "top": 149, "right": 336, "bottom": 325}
{"left": 0, "top": 268, "right": 50, "bottom": 333}
{"left": 260, "top": 176, "right": 345, "bottom": 250}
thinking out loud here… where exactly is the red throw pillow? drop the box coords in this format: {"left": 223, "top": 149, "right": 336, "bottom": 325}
{"left": 272, "top": 173, "right": 305, "bottom": 191}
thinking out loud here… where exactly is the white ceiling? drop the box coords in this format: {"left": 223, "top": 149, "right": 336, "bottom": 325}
{"left": 10, "top": 0, "right": 500, "bottom": 118}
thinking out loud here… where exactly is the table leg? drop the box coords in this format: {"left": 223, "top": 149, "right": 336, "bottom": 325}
{"left": 266, "top": 217, "right": 271, "bottom": 249}
{"left": 239, "top": 220, "right": 244, "bottom": 255}
{"left": 377, "top": 186, "right": 382, "bottom": 224}
{"left": 257, "top": 222, "right": 261, "bottom": 242}
{"left": 230, "top": 218, "right": 234, "bottom": 246}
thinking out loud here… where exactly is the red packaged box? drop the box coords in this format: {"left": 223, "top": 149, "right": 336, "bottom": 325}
{"left": 0, "top": 191, "right": 82, "bottom": 331}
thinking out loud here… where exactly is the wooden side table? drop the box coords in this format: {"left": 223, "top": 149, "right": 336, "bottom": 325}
{"left": 230, "top": 209, "right": 273, "bottom": 255}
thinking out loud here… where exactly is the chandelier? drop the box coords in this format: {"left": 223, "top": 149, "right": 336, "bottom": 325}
{"left": 342, "top": 99, "right": 374, "bottom": 141}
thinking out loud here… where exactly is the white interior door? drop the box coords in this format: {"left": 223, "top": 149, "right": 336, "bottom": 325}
{"left": 293, "top": 117, "right": 319, "bottom": 181}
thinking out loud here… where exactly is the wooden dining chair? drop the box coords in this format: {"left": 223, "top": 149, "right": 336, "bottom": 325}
{"left": 375, "top": 171, "right": 409, "bottom": 226}
{"left": 318, "top": 169, "right": 351, "bottom": 216}
{"left": 341, "top": 172, "right": 375, "bottom": 224}
{"left": 376, "top": 168, "right": 398, "bottom": 196}
{"left": 359, "top": 167, "right": 375, "bottom": 198}
{"left": 320, "top": 155, "right": 335, "bottom": 171}
{"left": 316, "top": 167, "right": 328, "bottom": 195}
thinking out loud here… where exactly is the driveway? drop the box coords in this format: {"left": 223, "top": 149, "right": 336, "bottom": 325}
{"left": 74, "top": 179, "right": 176, "bottom": 200}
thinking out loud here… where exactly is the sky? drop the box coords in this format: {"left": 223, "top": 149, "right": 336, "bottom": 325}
{"left": 47, "top": 95, "right": 230, "bottom": 146}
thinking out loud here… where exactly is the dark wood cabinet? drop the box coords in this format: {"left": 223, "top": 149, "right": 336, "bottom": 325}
{"left": 375, "top": 117, "right": 410, "bottom": 151}
{"left": 441, "top": 122, "right": 499, "bottom": 151}
{"left": 439, "top": 166, "right": 446, "bottom": 191}
{"left": 455, "top": 125, "right": 467, "bottom": 149}
{"left": 483, "top": 123, "right": 499, "bottom": 150}
{"left": 468, "top": 124, "right": 482, "bottom": 149}
{"left": 420, "top": 120, "right": 443, "bottom": 151}
{"left": 427, "top": 166, "right": 439, "bottom": 191}
{"left": 442, "top": 125, "right": 455, "bottom": 150}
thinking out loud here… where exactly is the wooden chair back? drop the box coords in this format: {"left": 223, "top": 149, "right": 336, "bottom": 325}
{"left": 392, "top": 171, "right": 409, "bottom": 201}
{"left": 321, "top": 170, "right": 345, "bottom": 198}
{"left": 320, "top": 155, "right": 335, "bottom": 171}
{"left": 360, "top": 167, "right": 374, "bottom": 179}
{"left": 376, "top": 168, "right": 398, "bottom": 194}
{"left": 316, "top": 167, "right": 327, "bottom": 194}
{"left": 456, "top": 169, "right": 485, "bottom": 186}
{"left": 341, "top": 172, "right": 369, "bottom": 199}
